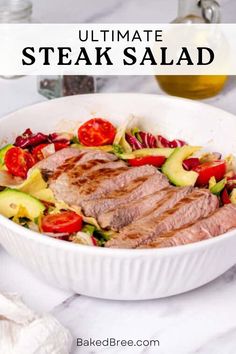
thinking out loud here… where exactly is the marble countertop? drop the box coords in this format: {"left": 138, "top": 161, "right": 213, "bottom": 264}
{"left": 1, "top": 1, "right": 236, "bottom": 353}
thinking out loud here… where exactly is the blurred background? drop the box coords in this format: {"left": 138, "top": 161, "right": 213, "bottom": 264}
{"left": 0, "top": 0, "right": 236, "bottom": 117}
{"left": 32, "top": 0, "right": 235, "bottom": 23}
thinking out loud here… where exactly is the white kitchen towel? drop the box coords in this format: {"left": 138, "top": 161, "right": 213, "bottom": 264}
{"left": 0, "top": 293, "right": 73, "bottom": 354}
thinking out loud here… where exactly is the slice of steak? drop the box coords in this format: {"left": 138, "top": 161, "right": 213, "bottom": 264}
{"left": 76, "top": 164, "right": 158, "bottom": 200}
{"left": 106, "top": 188, "right": 218, "bottom": 249}
{"left": 34, "top": 147, "right": 118, "bottom": 181}
{"left": 140, "top": 204, "right": 236, "bottom": 248}
{"left": 106, "top": 186, "right": 193, "bottom": 246}
{"left": 51, "top": 149, "right": 119, "bottom": 180}
{"left": 50, "top": 164, "right": 159, "bottom": 206}
{"left": 81, "top": 171, "right": 169, "bottom": 219}
{"left": 35, "top": 147, "right": 118, "bottom": 174}
{"left": 33, "top": 147, "right": 82, "bottom": 176}
{"left": 49, "top": 160, "right": 127, "bottom": 206}
{"left": 98, "top": 186, "right": 174, "bottom": 231}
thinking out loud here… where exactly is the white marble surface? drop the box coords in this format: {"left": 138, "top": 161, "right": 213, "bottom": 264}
{"left": 1, "top": 0, "right": 236, "bottom": 353}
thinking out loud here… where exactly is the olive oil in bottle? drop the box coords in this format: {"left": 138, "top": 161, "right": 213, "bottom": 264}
{"left": 156, "top": 75, "right": 227, "bottom": 99}
{"left": 156, "top": 0, "right": 227, "bottom": 99}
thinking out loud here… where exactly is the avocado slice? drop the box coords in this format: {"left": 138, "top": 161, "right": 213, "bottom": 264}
{"left": 0, "top": 189, "right": 45, "bottom": 220}
{"left": 0, "top": 144, "right": 13, "bottom": 168}
{"left": 162, "top": 146, "right": 201, "bottom": 186}
{"left": 0, "top": 168, "right": 55, "bottom": 204}
{"left": 114, "top": 147, "right": 175, "bottom": 160}
{"left": 132, "top": 148, "right": 174, "bottom": 158}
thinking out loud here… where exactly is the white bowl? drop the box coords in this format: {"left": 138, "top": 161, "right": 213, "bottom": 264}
{"left": 0, "top": 93, "right": 236, "bottom": 300}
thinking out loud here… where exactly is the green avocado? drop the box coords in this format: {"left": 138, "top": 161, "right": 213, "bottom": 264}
{"left": 114, "top": 147, "right": 175, "bottom": 160}
{"left": 131, "top": 148, "right": 174, "bottom": 158}
{"left": 0, "top": 144, "right": 13, "bottom": 168}
{"left": 162, "top": 146, "right": 201, "bottom": 186}
{"left": 0, "top": 189, "right": 45, "bottom": 220}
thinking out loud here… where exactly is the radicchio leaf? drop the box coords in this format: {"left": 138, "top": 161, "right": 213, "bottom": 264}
{"left": 182, "top": 158, "right": 200, "bottom": 171}
{"left": 221, "top": 188, "right": 231, "bottom": 205}
{"left": 138, "top": 131, "right": 157, "bottom": 148}
{"left": 15, "top": 131, "right": 48, "bottom": 149}
{"left": 157, "top": 135, "right": 186, "bottom": 148}
{"left": 125, "top": 131, "right": 157, "bottom": 150}
{"left": 125, "top": 133, "right": 143, "bottom": 150}
{"left": 14, "top": 129, "right": 71, "bottom": 150}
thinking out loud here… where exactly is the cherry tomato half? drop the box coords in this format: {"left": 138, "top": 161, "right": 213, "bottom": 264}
{"left": 128, "top": 156, "right": 166, "bottom": 167}
{"left": 5, "top": 147, "right": 35, "bottom": 179}
{"left": 193, "top": 160, "right": 226, "bottom": 186}
{"left": 41, "top": 211, "right": 83, "bottom": 234}
{"left": 32, "top": 143, "right": 49, "bottom": 161}
{"left": 78, "top": 118, "right": 116, "bottom": 146}
{"left": 54, "top": 140, "right": 70, "bottom": 151}
{"left": 32, "top": 141, "right": 70, "bottom": 162}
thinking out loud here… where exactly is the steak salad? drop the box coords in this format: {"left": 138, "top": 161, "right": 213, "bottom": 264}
{"left": 1, "top": 116, "right": 236, "bottom": 249}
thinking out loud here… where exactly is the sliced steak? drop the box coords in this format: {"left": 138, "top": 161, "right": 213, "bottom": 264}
{"left": 98, "top": 186, "right": 173, "bottom": 231}
{"left": 33, "top": 147, "right": 82, "bottom": 174}
{"left": 106, "top": 189, "right": 218, "bottom": 249}
{"left": 50, "top": 160, "right": 127, "bottom": 205}
{"left": 50, "top": 160, "right": 158, "bottom": 206}
{"left": 140, "top": 204, "right": 236, "bottom": 248}
{"left": 106, "top": 186, "right": 193, "bottom": 246}
{"left": 81, "top": 171, "right": 169, "bottom": 219}
{"left": 75, "top": 164, "right": 158, "bottom": 200}
{"left": 51, "top": 149, "right": 118, "bottom": 180}
{"left": 34, "top": 147, "right": 118, "bottom": 180}
{"left": 52, "top": 158, "right": 126, "bottom": 184}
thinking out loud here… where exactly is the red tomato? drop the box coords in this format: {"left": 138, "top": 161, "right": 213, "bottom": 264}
{"left": 54, "top": 140, "right": 70, "bottom": 151}
{"left": 5, "top": 147, "right": 35, "bottom": 178}
{"left": 32, "top": 143, "right": 49, "bottom": 161}
{"left": 32, "top": 141, "right": 70, "bottom": 161}
{"left": 41, "top": 211, "right": 83, "bottom": 234}
{"left": 128, "top": 156, "right": 166, "bottom": 167}
{"left": 78, "top": 118, "right": 116, "bottom": 146}
{"left": 193, "top": 160, "right": 226, "bottom": 186}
